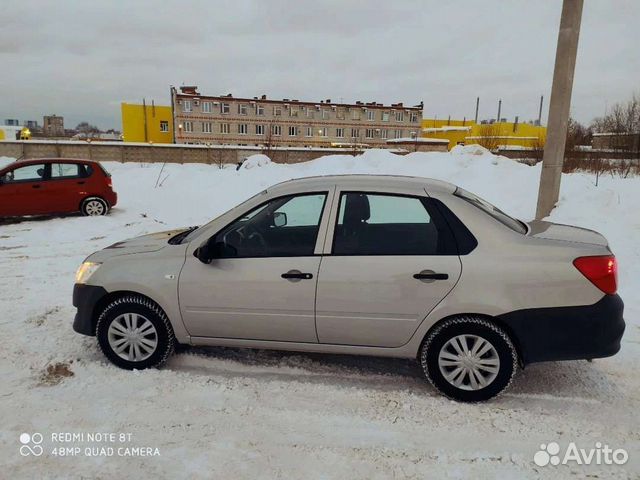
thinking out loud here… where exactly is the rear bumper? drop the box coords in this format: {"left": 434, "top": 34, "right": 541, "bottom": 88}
{"left": 498, "top": 294, "right": 625, "bottom": 365}
{"left": 106, "top": 191, "right": 117, "bottom": 208}
{"left": 72, "top": 283, "right": 108, "bottom": 336}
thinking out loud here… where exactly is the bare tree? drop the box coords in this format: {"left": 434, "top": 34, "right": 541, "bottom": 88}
{"left": 261, "top": 120, "right": 277, "bottom": 158}
{"left": 474, "top": 123, "right": 501, "bottom": 151}
{"left": 75, "top": 121, "right": 101, "bottom": 138}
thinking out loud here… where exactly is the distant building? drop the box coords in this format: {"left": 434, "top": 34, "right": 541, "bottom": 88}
{"left": 592, "top": 132, "right": 640, "bottom": 152}
{"left": 171, "top": 86, "right": 423, "bottom": 148}
{"left": 43, "top": 115, "right": 65, "bottom": 136}
{"left": 24, "top": 120, "right": 39, "bottom": 129}
{"left": 421, "top": 118, "right": 547, "bottom": 150}
{"left": 121, "top": 102, "right": 173, "bottom": 143}
{"left": 4, "top": 119, "right": 20, "bottom": 126}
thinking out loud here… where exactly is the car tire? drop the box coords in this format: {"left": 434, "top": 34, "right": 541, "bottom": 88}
{"left": 96, "top": 295, "right": 175, "bottom": 370}
{"left": 81, "top": 196, "right": 109, "bottom": 216}
{"left": 419, "top": 317, "right": 518, "bottom": 402}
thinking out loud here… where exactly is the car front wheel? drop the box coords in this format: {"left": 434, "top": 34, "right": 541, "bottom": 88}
{"left": 96, "top": 295, "right": 175, "bottom": 370}
{"left": 420, "top": 317, "right": 518, "bottom": 402}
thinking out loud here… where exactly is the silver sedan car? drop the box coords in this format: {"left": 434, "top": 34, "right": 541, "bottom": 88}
{"left": 72, "top": 175, "right": 625, "bottom": 402}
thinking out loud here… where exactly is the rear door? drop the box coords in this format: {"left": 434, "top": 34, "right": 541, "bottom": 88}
{"left": 315, "top": 191, "right": 462, "bottom": 347}
{"left": 47, "top": 162, "right": 88, "bottom": 213}
{"left": 0, "top": 163, "right": 48, "bottom": 216}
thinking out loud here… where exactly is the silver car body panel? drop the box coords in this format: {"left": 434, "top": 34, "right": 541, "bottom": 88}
{"left": 84, "top": 174, "right": 611, "bottom": 356}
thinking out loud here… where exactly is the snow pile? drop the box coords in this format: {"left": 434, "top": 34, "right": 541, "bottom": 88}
{"left": 0, "top": 149, "right": 638, "bottom": 478}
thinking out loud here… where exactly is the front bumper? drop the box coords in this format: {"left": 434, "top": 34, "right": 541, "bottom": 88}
{"left": 499, "top": 294, "right": 625, "bottom": 365}
{"left": 72, "top": 283, "right": 108, "bottom": 336}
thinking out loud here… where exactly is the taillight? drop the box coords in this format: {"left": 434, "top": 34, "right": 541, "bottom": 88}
{"left": 573, "top": 255, "right": 617, "bottom": 295}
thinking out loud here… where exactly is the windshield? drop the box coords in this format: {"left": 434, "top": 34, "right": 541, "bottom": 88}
{"left": 454, "top": 187, "right": 527, "bottom": 234}
{"left": 177, "top": 189, "right": 270, "bottom": 244}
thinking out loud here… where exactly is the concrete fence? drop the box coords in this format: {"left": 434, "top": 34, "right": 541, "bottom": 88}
{"left": 0, "top": 140, "right": 415, "bottom": 165}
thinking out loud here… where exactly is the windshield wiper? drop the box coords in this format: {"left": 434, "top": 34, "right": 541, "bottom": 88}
{"left": 168, "top": 226, "right": 198, "bottom": 245}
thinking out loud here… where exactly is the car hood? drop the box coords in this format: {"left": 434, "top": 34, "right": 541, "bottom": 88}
{"left": 87, "top": 228, "right": 187, "bottom": 262}
{"left": 526, "top": 220, "right": 609, "bottom": 247}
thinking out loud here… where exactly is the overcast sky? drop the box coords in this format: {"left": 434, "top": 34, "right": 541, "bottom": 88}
{"left": 1, "top": 0, "right": 638, "bottom": 130}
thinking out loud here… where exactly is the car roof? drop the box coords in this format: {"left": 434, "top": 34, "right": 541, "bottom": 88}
{"left": 266, "top": 174, "right": 457, "bottom": 195}
{"left": 2, "top": 158, "right": 95, "bottom": 167}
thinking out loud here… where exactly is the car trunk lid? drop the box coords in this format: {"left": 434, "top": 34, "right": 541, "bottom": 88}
{"left": 526, "top": 220, "right": 609, "bottom": 247}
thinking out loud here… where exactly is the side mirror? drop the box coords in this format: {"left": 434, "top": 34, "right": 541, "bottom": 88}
{"left": 194, "top": 240, "right": 237, "bottom": 263}
{"left": 273, "top": 211, "right": 287, "bottom": 227}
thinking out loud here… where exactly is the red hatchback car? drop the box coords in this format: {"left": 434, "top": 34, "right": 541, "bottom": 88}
{"left": 0, "top": 158, "right": 117, "bottom": 218}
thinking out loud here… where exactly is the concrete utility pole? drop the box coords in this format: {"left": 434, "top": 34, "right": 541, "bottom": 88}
{"left": 535, "top": 0, "right": 583, "bottom": 219}
{"left": 474, "top": 97, "right": 480, "bottom": 123}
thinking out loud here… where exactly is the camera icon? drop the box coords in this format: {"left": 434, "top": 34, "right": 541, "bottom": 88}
{"left": 19, "top": 433, "right": 44, "bottom": 457}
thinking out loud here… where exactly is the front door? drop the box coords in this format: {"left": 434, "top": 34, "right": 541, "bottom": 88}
{"left": 315, "top": 192, "right": 462, "bottom": 347}
{"left": 179, "top": 191, "right": 331, "bottom": 342}
{"left": 0, "top": 163, "right": 48, "bottom": 216}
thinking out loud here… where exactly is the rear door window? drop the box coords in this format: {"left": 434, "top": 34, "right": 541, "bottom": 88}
{"left": 51, "top": 163, "right": 82, "bottom": 179}
{"left": 333, "top": 192, "right": 451, "bottom": 255}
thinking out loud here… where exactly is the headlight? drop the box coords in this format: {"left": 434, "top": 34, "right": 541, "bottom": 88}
{"left": 75, "top": 262, "right": 101, "bottom": 284}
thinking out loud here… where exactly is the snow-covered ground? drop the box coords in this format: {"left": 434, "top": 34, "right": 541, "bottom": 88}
{"left": 1, "top": 148, "right": 638, "bottom": 479}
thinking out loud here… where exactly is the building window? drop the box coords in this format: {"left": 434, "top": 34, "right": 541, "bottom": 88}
{"left": 367, "top": 110, "right": 375, "bottom": 121}
{"left": 290, "top": 107, "right": 299, "bottom": 117}
{"left": 306, "top": 108, "right": 314, "bottom": 119}
{"left": 322, "top": 109, "right": 329, "bottom": 120}
{"left": 336, "top": 128, "right": 344, "bottom": 138}
{"left": 410, "top": 112, "right": 419, "bottom": 123}
{"left": 381, "top": 129, "right": 388, "bottom": 139}
{"left": 305, "top": 126, "right": 312, "bottom": 137}
{"left": 160, "top": 121, "right": 169, "bottom": 132}
{"left": 351, "top": 128, "right": 359, "bottom": 138}
{"left": 319, "top": 127, "right": 328, "bottom": 137}
{"left": 274, "top": 106, "right": 282, "bottom": 116}
{"left": 183, "top": 100, "right": 192, "bottom": 112}
{"left": 336, "top": 108, "right": 346, "bottom": 120}
{"left": 239, "top": 104, "right": 248, "bottom": 115}
{"left": 184, "top": 121, "right": 193, "bottom": 132}
{"left": 221, "top": 103, "right": 230, "bottom": 114}
{"left": 288, "top": 126, "right": 297, "bottom": 136}
{"left": 365, "top": 128, "right": 375, "bottom": 139}
{"left": 351, "top": 110, "right": 360, "bottom": 120}
{"left": 257, "top": 105, "right": 265, "bottom": 116}
{"left": 395, "top": 111, "right": 404, "bottom": 122}
{"left": 202, "top": 102, "right": 212, "bottom": 113}
{"left": 239, "top": 124, "right": 248, "bottom": 135}
{"left": 256, "top": 124, "right": 265, "bottom": 135}
{"left": 395, "top": 129, "right": 403, "bottom": 139}
{"left": 382, "top": 111, "right": 390, "bottom": 122}
{"left": 203, "top": 122, "right": 212, "bottom": 133}
{"left": 272, "top": 124, "right": 282, "bottom": 136}
{"left": 221, "top": 123, "right": 230, "bottom": 134}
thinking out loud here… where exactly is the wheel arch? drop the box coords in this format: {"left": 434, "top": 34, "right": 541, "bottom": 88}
{"left": 92, "top": 290, "right": 168, "bottom": 334}
{"left": 420, "top": 312, "right": 525, "bottom": 367}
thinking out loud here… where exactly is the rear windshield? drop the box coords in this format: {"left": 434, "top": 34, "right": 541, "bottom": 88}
{"left": 454, "top": 187, "right": 527, "bottom": 234}
{"left": 97, "top": 163, "right": 111, "bottom": 177}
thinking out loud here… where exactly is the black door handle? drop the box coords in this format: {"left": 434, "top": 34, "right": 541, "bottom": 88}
{"left": 413, "top": 272, "right": 449, "bottom": 280}
{"left": 281, "top": 271, "right": 313, "bottom": 280}
{"left": 32, "top": 184, "right": 41, "bottom": 189}
{"left": 77, "top": 181, "right": 86, "bottom": 185}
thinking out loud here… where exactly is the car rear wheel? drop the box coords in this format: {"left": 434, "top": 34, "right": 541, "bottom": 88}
{"left": 96, "top": 295, "right": 175, "bottom": 370}
{"left": 81, "top": 197, "right": 109, "bottom": 216}
{"left": 419, "top": 317, "right": 518, "bottom": 402}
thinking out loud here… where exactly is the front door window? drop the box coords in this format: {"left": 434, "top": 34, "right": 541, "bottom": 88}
{"left": 216, "top": 193, "right": 328, "bottom": 258}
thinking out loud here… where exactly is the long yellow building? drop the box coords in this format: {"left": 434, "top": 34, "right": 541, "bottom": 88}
{"left": 121, "top": 102, "right": 173, "bottom": 143}
{"left": 422, "top": 118, "right": 546, "bottom": 151}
